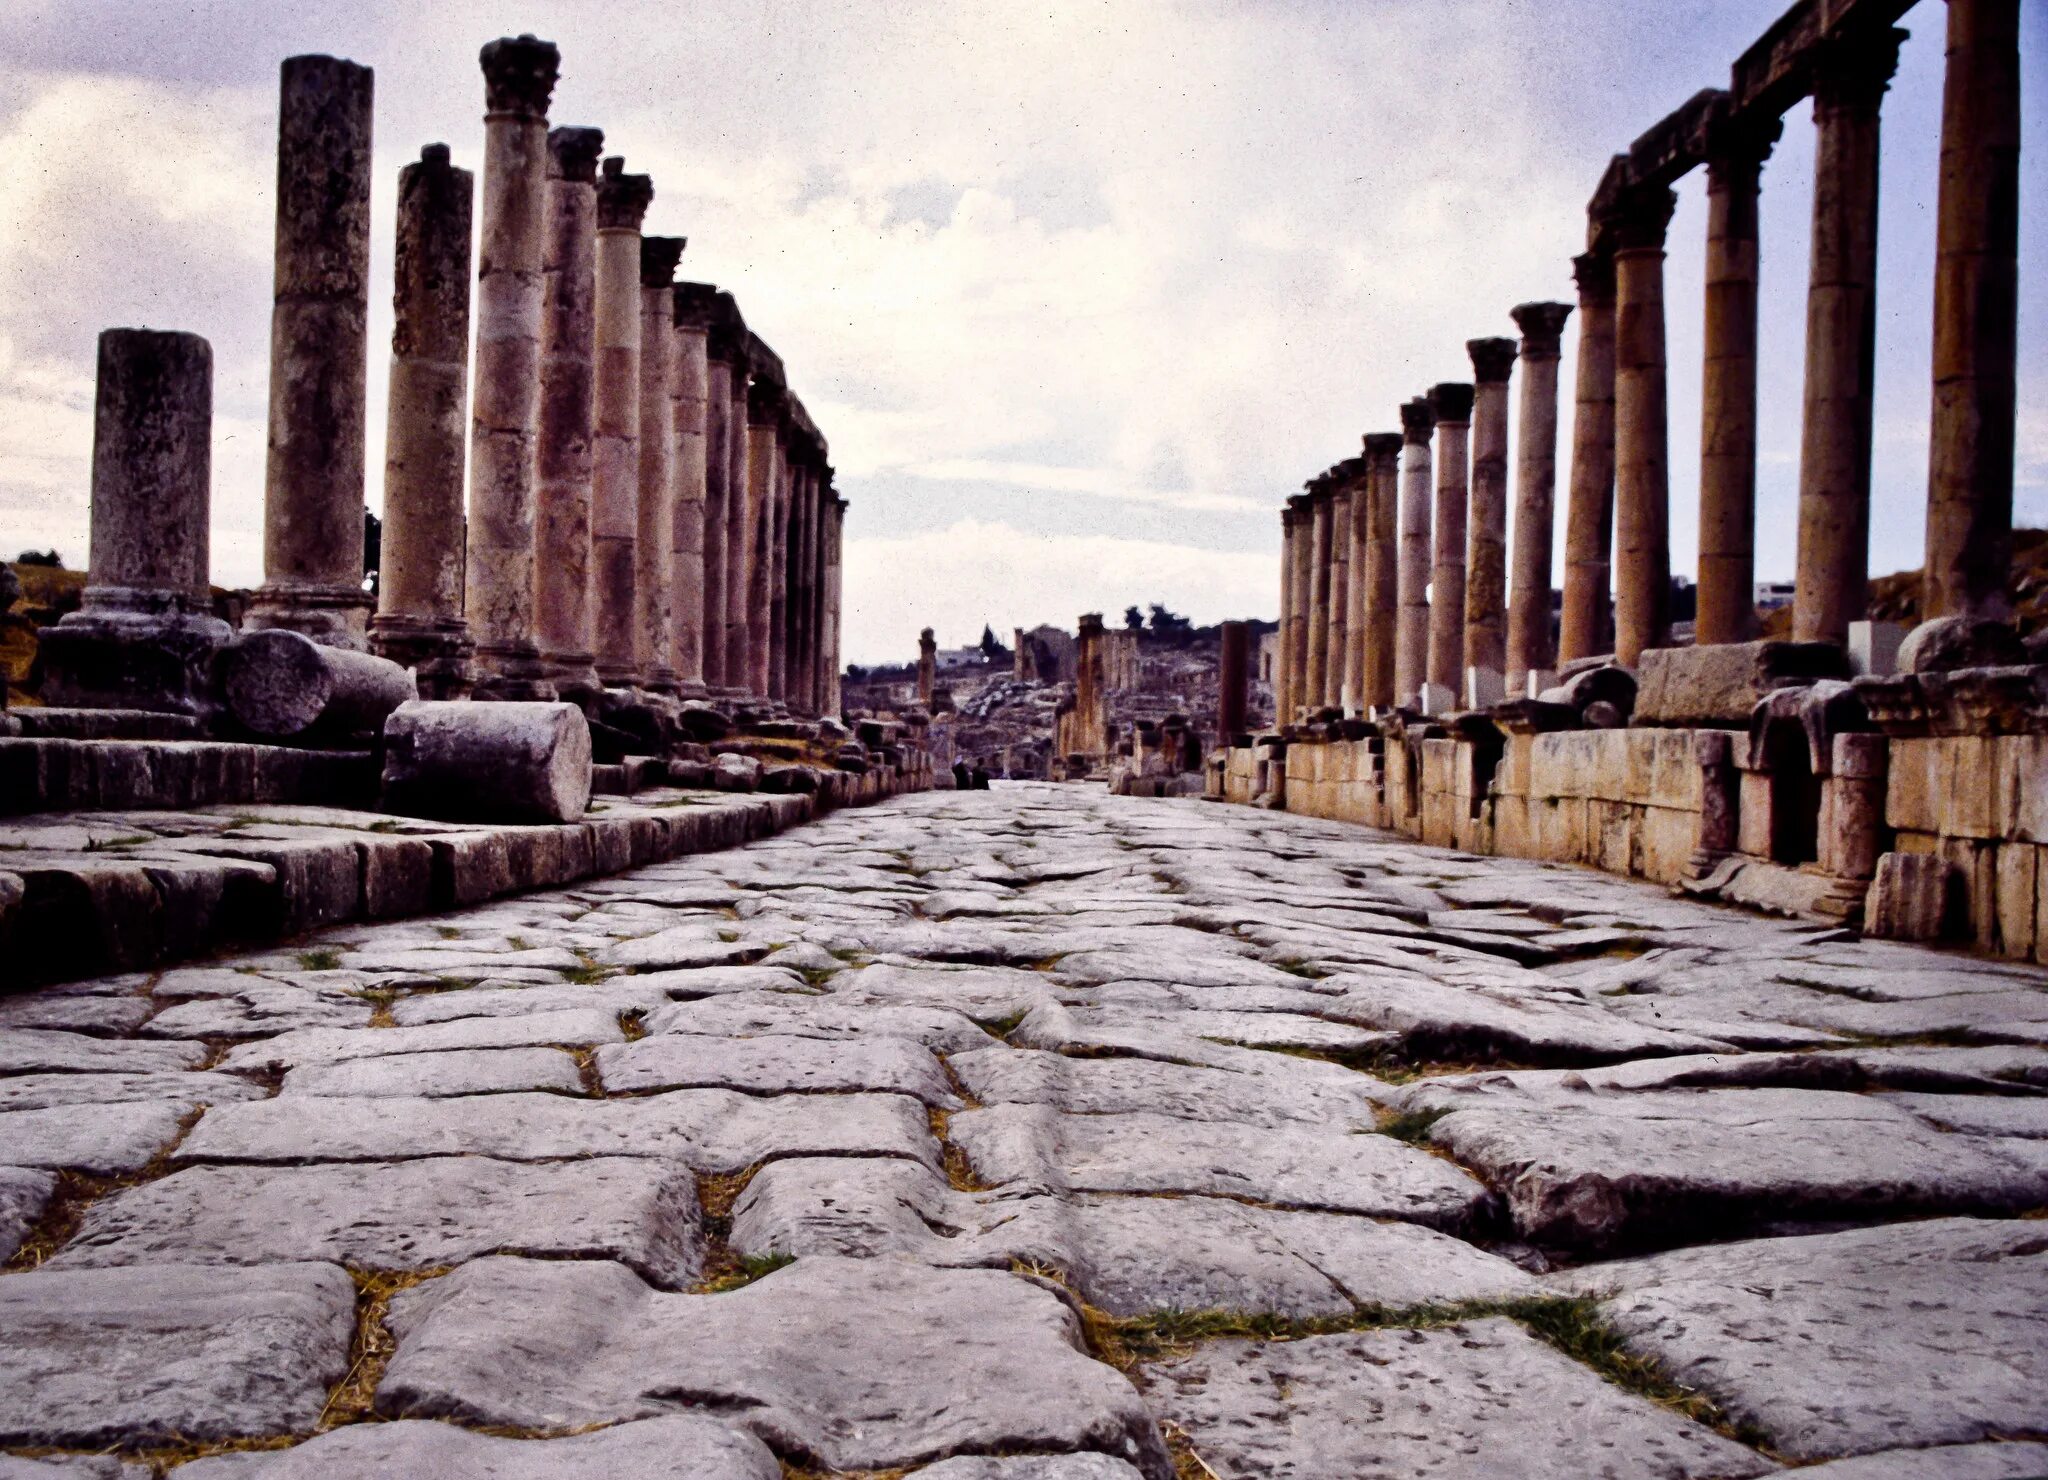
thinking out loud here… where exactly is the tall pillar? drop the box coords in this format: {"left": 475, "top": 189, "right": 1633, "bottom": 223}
{"left": 1075, "top": 613, "right": 1106, "bottom": 755}
{"left": 1325, "top": 465, "right": 1353, "bottom": 712}
{"left": 670, "top": 283, "right": 710, "bottom": 697}
{"left": 1697, "top": 119, "right": 1779, "bottom": 646}
{"left": 1304, "top": 479, "right": 1334, "bottom": 716}
{"left": 1275, "top": 504, "right": 1297, "bottom": 723}
{"left": 590, "top": 158, "right": 651, "bottom": 688}
{"left": 1426, "top": 382, "right": 1473, "bottom": 707}
{"left": 466, "top": 35, "right": 560, "bottom": 700}
{"left": 1361, "top": 432, "right": 1402, "bottom": 710}
{"left": 249, "top": 55, "right": 374, "bottom": 649}
{"left": 1559, "top": 248, "right": 1617, "bottom": 662}
{"left": 1611, "top": 184, "right": 1678, "bottom": 667}
{"left": 534, "top": 125, "right": 604, "bottom": 705}
{"left": 720, "top": 302, "right": 753, "bottom": 697}
{"left": 1395, "top": 398, "right": 1436, "bottom": 709}
{"left": 684, "top": 285, "right": 729, "bottom": 694}
{"left": 371, "top": 144, "right": 475, "bottom": 698}
{"left": 1218, "top": 620, "right": 1249, "bottom": 738}
{"left": 1794, "top": 28, "right": 1907, "bottom": 646}
{"left": 1466, "top": 340, "right": 1516, "bottom": 704}
{"left": 1925, "top": 0, "right": 2021, "bottom": 622}
{"left": 917, "top": 626, "right": 937, "bottom": 708}
{"left": 1506, "top": 302, "right": 1572, "bottom": 695}
{"left": 1342, "top": 459, "right": 1369, "bottom": 714}
{"left": 636, "top": 233, "right": 684, "bottom": 693}
{"left": 767, "top": 417, "right": 793, "bottom": 705}
{"left": 826, "top": 492, "right": 847, "bottom": 715}
{"left": 1285, "top": 494, "right": 1312, "bottom": 722}
{"left": 745, "top": 377, "right": 782, "bottom": 700}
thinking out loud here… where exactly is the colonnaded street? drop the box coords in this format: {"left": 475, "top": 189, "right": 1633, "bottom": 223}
{"left": 3, "top": 784, "right": 2047, "bottom": 1479}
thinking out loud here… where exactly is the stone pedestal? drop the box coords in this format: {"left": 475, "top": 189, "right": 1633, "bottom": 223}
{"left": 39, "top": 330, "right": 232, "bottom": 716}
{"left": 1560, "top": 249, "right": 1616, "bottom": 663}
{"left": 1507, "top": 302, "right": 1570, "bottom": 694}
{"left": 1426, "top": 382, "right": 1473, "bottom": 702}
{"left": 1465, "top": 341, "right": 1516, "bottom": 701}
{"left": 465, "top": 35, "right": 560, "bottom": 700}
{"left": 1611, "top": 185, "right": 1677, "bottom": 668}
{"left": 637, "top": 232, "right": 685, "bottom": 694}
{"left": 534, "top": 125, "right": 604, "bottom": 705}
{"left": 1394, "top": 397, "right": 1435, "bottom": 710}
{"left": 1218, "top": 620, "right": 1249, "bottom": 738}
{"left": 591, "top": 159, "right": 652, "bottom": 688}
{"left": 1361, "top": 432, "right": 1402, "bottom": 710}
{"left": 372, "top": 145, "right": 475, "bottom": 698}
{"left": 248, "top": 55, "right": 375, "bottom": 650}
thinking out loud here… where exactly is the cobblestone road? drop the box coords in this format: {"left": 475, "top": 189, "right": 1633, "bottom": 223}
{"left": 3, "top": 785, "right": 2046, "bottom": 1477}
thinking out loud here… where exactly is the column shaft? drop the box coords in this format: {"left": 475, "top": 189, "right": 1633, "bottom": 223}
{"left": 670, "top": 298, "right": 710, "bottom": 696}
{"left": 1427, "top": 383, "right": 1473, "bottom": 703}
{"left": 1275, "top": 507, "right": 1296, "bottom": 723}
{"left": 636, "top": 234, "right": 683, "bottom": 691}
{"left": 1362, "top": 434, "right": 1402, "bottom": 709}
{"left": 1559, "top": 250, "right": 1616, "bottom": 662}
{"left": 1304, "top": 486, "right": 1333, "bottom": 714}
{"left": 1466, "top": 340, "right": 1517, "bottom": 700}
{"left": 767, "top": 432, "right": 791, "bottom": 703}
{"left": 1325, "top": 471, "right": 1352, "bottom": 712}
{"left": 701, "top": 353, "right": 731, "bottom": 690}
{"left": 1342, "top": 465, "right": 1368, "bottom": 714}
{"left": 1395, "top": 398, "right": 1435, "bottom": 708}
{"left": 1612, "top": 188, "right": 1677, "bottom": 667}
{"left": 722, "top": 321, "right": 754, "bottom": 695}
{"left": 745, "top": 381, "right": 780, "bottom": 700}
{"left": 1218, "top": 620, "right": 1249, "bottom": 738}
{"left": 590, "top": 161, "right": 650, "bottom": 686}
{"left": 1286, "top": 497, "right": 1311, "bottom": 721}
{"left": 1506, "top": 303, "right": 1570, "bottom": 694}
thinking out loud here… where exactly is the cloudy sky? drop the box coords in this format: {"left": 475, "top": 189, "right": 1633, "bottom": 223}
{"left": 0, "top": 0, "right": 2042, "bottom": 665}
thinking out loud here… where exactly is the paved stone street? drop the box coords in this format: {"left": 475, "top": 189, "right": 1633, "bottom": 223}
{"left": 3, "top": 784, "right": 2047, "bottom": 1478}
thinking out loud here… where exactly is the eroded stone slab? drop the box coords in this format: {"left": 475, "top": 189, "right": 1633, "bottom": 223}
{"left": 0, "top": 1071, "right": 267, "bottom": 1113}
{"left": 598, "top": 1032, "right": 957, "bottom": 1106}
{"left": 950, "top": 1045, "right": 1386, "bottom": 1129}
{"left": 906, "top": 1458, "right": 1148, "bottom": 1479}
{"left": 0, "top": 1102, "right": 190, "bottom": 1173}
{"left": 0, "top": 1166, "right": 57, "bottom": 1262}
{"left": 0, "top": 1030, "right": 205, "bottom": 1075}
{"left": 219, "top": 1007, "right": 626, "bottom": 1072}
{"left": 168, "top": 1416, "right": 782, "bottom": 1477}
{"left": 1785, "top": 1444, "right": 2048, "bottom": 1478}
{"left": 280, "top": 1046, "right": 583, "bottom": 1098}
{"left": 644, "top": 992, "right": 994, "bottom": 1052}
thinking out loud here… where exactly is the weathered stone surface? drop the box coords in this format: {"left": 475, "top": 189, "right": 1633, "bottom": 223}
{"left": 1145, "top": 1319, "right": 1773, "bottom": 1479}
{"left": 906, "top": 1459, "right": 1147, "bottom": 1480}
{"left": 0, "top": 1029, "right": 205, "bottom": 1075}
{"left": 0, "top": 1071, "right": 267, "bottom": 1112}
{"left": 598, "top": 1031, "right": 958, "bottom": 1106}
{"left": 0, "top": 1102, "right": 190, "bottom": 1172}
{"left": 142, "top": 987, "right": 375, "bottom": 1038}
{"left": 841, "top": 961, "right": 1058, "bottom": 1019}
{"left": 1556, "top": 1218, "right": 2048, "bottom": 1461}
{"left": 218, "top": 629, "right": 417, "bottom": 739}
{"left": 950, "top": 1045, "right": 1385, "bottom": 1128}
{"left": 1633, "top": 640, "right": 1849, "bottom": 727}
{"left": 0, "top": 1455, "right": 146, "bottom": 1477}
{"left": 645, "top": 991, "right": 995, "bottom": 1052}
{"left": 382, "top": 700, "right": 594, "bottom": 824}
{"left": 0, "top": 1166, "right": 57, "bottom": 1261}
{"left": 378, "top": 1255, "right": 1172, "bottom": 1477}
{"left": 168, "top": 1416, "right": 783, "bottom": 1478}
{"left": 49, "top": 1157, "right": 703, "bottom": 1287}
{"left": 600, "top": 927, "right": 767, "bottom": 970}
{"left": 0, "top": 1262, "right": 354, "bottom": 1445}
{"left": 386, "top": 979, "right": 672, "bottom": 1024}
{"left": 219, "top": 1006, "right": 625, "bottom": 1072}
{"left": 1786, "top": 1444, "right": 2048, "bottom": 1479}
{"left": 953, "top": 1105, "right": 1489, "bottom": 1228}
{"left": 281, "top": 1045, "right": 583, "bottom": 1097}
{"left": 1323, "top": 974, "right": 1727, "bottom": 1064}
{"left": 0, "top": 994, "right": 151, "bottom": 1034}
{"left": 178, "top": 1089, "right": 938, "bottom": 1171}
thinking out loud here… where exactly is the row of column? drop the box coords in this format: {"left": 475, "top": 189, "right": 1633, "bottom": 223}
{"left": 241, "top": 38, "right": 845, "bottom": 717}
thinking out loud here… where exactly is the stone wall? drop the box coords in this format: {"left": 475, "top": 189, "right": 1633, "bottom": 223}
{"left": 1885, "top": 732, "right": 2048, "bottom": 959}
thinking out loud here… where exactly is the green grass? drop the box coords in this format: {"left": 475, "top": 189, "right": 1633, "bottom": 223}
{"left": 698, "top": 1250, "right": 795, "bottom": 1293}
{"left": 1375, "top": 1105, "right": 1454, "bottom": 1144}
{"left": 294, "top": 948, "right": 344, "bottom": 971}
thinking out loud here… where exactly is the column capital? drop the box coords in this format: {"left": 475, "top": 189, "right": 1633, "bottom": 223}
{"left": 546, "top": 126, "right": 605, "bottom": 182}
{"left": 1467, "top": 337, "right": 1518, "bottom": 385}
{"left": 1701, "top": 110, "right": 1782, "bottom": 176}
{"left": 599, "top": 158, "right": 655, "bottom": 231}
{"left": 1400, "top": 397, "right": 1436, "bottom": 444}
{"left": 1601, "top": 182, "right": 1678, "bottom": 254}
{"left": 1428, "top": 381, "right": 1475, "bottom": 425}
{"left": 1510, "top": 301, "right": 1573, "bottom": 358}
{"left": 1362, "top": 431, "right": 1404, "bottom": 466}
{"left": 747, "top": 375, "right": 786, "bottom": 425}
{"left": 1286, "top": 492, "right": 1312, "bottom": 515}
{"left": 673, "top": 280, "right": 720, "bottom": 330}
{"left": 639, "top": 234, "right": 684, "bottom": 288}
{"left": 479, "top": 35, "right": 559, "bottom": 118}
{"left": 1571, "top": 250, "right": 1615, "bottom": 304}
{"left": 1808, "top": 26, "right": 1907, "bottom": 111}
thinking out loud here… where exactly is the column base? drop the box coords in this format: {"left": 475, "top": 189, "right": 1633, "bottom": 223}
{"left": 370, "top": 615, "right": 476, "bottom": 702}
{"left": 36, "top": 606, "right": 233, "bottom": 718}
{"left": 541, "top": 651, "right": 604, "bottom": 713}
{"left": 643, "top": 666, "right": 681, "bottom": 697}
{"left": 472, "top": 641, "right": 558, "bottom": 703}
{"left": 247, "top": 583, "right": 375, "bottom": 652}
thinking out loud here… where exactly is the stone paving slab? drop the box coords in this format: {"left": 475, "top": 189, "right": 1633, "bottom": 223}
{"left": 0, "top": 1262, "right": 354, "bottom": 1446}
{"left": 597, "top": 1031, "right": 960, "bottom": 1106}
{"left": 0, "top": 1166, "right": 56, "bottom": 1262}
{"left": 384, "top": 979, "right": 674, "bottom": 1024}
{"left": 1551, "top": 1218, "right": 2048, "bottom": 1461}
{"left": 0, "top": 1101, "right": 190, "bottom": 1173}
{"left": 906, "top": 1459, "right": 1148, "bottom": 1479}
{"left": 0, "top": 995, "right": 152, "bottom": 1034}
{"left": 46, "top": 1156, "right": 704, "bottom": 1287}
{"left": 950, "top": 1044, "right": 1387, "bottom": 1128}
{"left": 1143, "top": 1318, "right": 1776, "bottom": 1479}
{"left": 279, "top": 1045, "right": 584, "bottom": 1097}
{"left": 1785, "top": 1444, "right": 2048, "bottom": 1478}
{"left": 0, "top": 1070, "right": 268, "bottom": 1112}
{"left": 176, "top": 1089, "right": 939, "bottom": 1172}
{"left": 0, "top": 1455, "right": 146, "bottom": 1477}
{"left": 377, "top": 1255, "right": 1175, "bottom": 1477}
{"left": 217, "top": 1007, "right": 627, "bottom": 1073}
{"left": 0, "top": 1030, "right": 204, "bottom": 1075}
{"left": 644, "top": 991, "right": 997, "bottom": 1052}
{"left": 166, "top": 1416, "right": 783, "bottom": 1478}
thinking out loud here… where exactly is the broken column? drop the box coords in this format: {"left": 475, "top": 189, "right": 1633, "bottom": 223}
{"left": 637, "top": 231, "right": 684, "bottom": 694}
{"left": 670, "top": 277, "right": 710, "bottom": 697}
{"left": 534, "top": 125, "right": 605, "bottom": 705}
{"left": 248, "top": 55, "right": 375, "bottom": 649}
{"left": 39, "top": 330, "right": 232, "bottom": 715}
{"left": 1395, "top": 397, "right": 1435, "bottom": 709}
{"left": 1466, "top": 340, "right": 1516, "bottom": 707}
{"left": 1610, "top": 182, "right": 1678, "bottom": 667}
{"left": 1560, "top": 248, "right": 1617, "bottom": 663}
{"left": 1426, "top": 381, "right": 1473, "bottom": 712}
{"left": 217, "top": 629, "right": 416, "bottom": 741}
{"left": 381, "top": 699, "right": 592, "bottom": 824}
{"left": 1075, "top": 614, "right": 1106, "bottom": 755}
{"left": 466, "top": 35, "right": 561, "bottom": 700}
{"left": 591, "top": 157, "right": 651, "bottom": 689}
{"left": 1361, "top": 432, "right": 1402, "bottom": 710}
{"left": 370, "top": 144, "right": 475, "bottom": 698}
{"left": 1506, "top": 302, "right": 1571, "bottom": 696}
{"left": 1218, "top": 620, "right": 1250, "bottom": 738}
{"left": 1924, "top": 0, "right": 2021, "bottom": 624}
{"left": 1794, "top": 29, "right": 1904, "bottom": 647}
{"left": 917, "top": 627, "right": 937, "bottom": 709}
{"left": 1697, "top": 116, "right": 1778, "bottom": 647}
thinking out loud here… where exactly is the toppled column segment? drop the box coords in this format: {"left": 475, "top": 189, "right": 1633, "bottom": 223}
{"left": 380, "top": 698, "right": 592, "bottom": 823}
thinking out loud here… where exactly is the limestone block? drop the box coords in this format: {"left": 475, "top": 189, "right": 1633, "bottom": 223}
{"left": 1993, "top": 843, "right": 2039, "bottom": 961}
{"left": 0, "top": 1072, "right": 268, "bottom": 1114}
{"left": 1737, "top": 769, "right": 1774, "bottom": 858}
{"left": 1938, "top": 734, "right": 2005, "bottom": 839}
{"left": 281, "top": 1046, "right": 582, "bottom": 1097}
{"left": 1788, "top": 1445, "right": 2048, "bottom": 1479}
{"left": 172, "top": 1417, "right": 779, "bottom": 1479}
{"left": 597, "top": 1031, "right": 959, "bottom": 1106}
{"left": 1941, "top": 836, "right": 2003, "bottom": 951}
{"left": 382, "top": 699, "right": 593, "bottom": 824}
{"left": 1899, "top": 615, "right": 2027, "bottom": 673}
{"left": 906, "top": 1459, "right": 1145, "bottom": 1480}
{"left": 1639, "top": 805, "right": 1700, "bottom": 884}
{"left": 1633, "top": 640, "right": 1849, "bottom": 727}
{"left": 217, "top": 630, "right": 417, "bottom": 739}
{"left": 2002, "top": 734, "right": 2048, "bottom": 843}
{"left": 0, "top": 1166, "right": 56, "bottom": 1262}
{"left": 218, "top": 1006, "right": 626, "bottom": 1072}
{"left": 0, "top": 1102, "right": 194, "bottom": 1173}
{"left": 950, "top": 1045, "right": 1383, "bottom": 1130}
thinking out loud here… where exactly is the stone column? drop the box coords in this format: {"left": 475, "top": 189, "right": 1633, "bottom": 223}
{"left": 1325, "top": 466, "right": 1353, "bottom": 712}
{"left": 670, "top": 283, "right": 710, "bottom": 697}
{"left": 721, "top": 303, "right": 754, "bottom": 697}
{"left": 1218, "top": 620, "right": 1249, "bottom": 738}
{"left": 1697, "top": 120, "right": 1779, "bottom": 647}
{"left": 1559, "top": 249, "right": 1617, "bottom": 663}
{"left": 1075, "top": 613, "right": 1106, "bottom": 754}
{"left": 745, "top": 377, "right": 782, "bottom": 700}
{"left": 1285, "top": 493, "right": 1312, "bottom": 722}
{"left": 826, "top": 492, "right": 847, "bottom": 715}
{"left": 1342, "top": 460, "right": 1369, "bottom": 714}
{"left": 249, "top": 55, "right": 374, "bottom": 649}
{"left": 533, "top": 125, "right": 604, "bottom": 705}
{"left": 1925, "top": 0, "right": 2021, "bottom": 622}
{"left": 1611, "top": 184, "right": 1678, "bottom": 668}
{"left": 1275, "top": 503, "right": 1297, "bottom": 723}
{"left": 1794, "top": 29, "right": 1904, "bottom": 647}
{"left": 1465, "top": 341, "right": 1516, "bottom": 706}
{"left": 917, "top": 626, "right": 937, "bottom": 708}
{"left": 1395, "top": 397, "right": 1435, "bottom": 709}
{"left": 1506, "top": 302, "right": 1572, "bottom": 696}
{"left": 683, "top": 284, "right": 728, "bottom": 694}
{"left": 1426, "top": 381, "right": 1473, "bottom": 709}
{"left": 1304, "top": 479, "right": 1334, "bottom": 716}
{"left": 803, "top": 461, "right": 826, "bottom": 713}
{"left": 371, "top": 144, "right": 475, "bottom": 698}
{"left": 767, "top": 419, "right": 792, "bottom": 705}
{"left": 591, "top": 158, "right": 651, "bottom": 688}
{"left": 637, "top": 232, "right": 684, "bottom": 693}
{"left": 39, "top": 330, "right": 233, "bottom": 714}
{"left": 466, "top": 35, "right": 560, "bottom": 700}
{"left": 1361, "top": 432, "right": 1402, "bottom": 710}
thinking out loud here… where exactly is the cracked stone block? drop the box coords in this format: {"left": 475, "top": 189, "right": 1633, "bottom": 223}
{"left": 905, "top": 1459, "right": 1148, "bottom": 1479}
{"left": 1322, "top": 974, "right": 1729, "bottom": 1064}
{"left": 346, "top": 945, "right": 588, "bottom": 976}
{"left": 0, "top": 1457, "right": 147, "bottom": 1477}
{"left": 0, "top": 995, "right": 151, "bottom": 1034}
{"left": 386, "top": 980, "right": 672, "bottom": 1025}
{"left": 838, "top": 961, "right": 1060, "bottom": 1019}
{"left": 280, "top": 1046, "right": 584, "bottom": 1098}
{"left": 731, "top": 1157, "right": 1536, "bottom": 1318}
{"left": 1553, "top": 1218, "right": 2048, "bottom": 1461}
{"left": 1012, "top": 1001, "right": 1392, "bottom": 1056}
{"left": 1879, "top": 1092, "right": 2048, "bottom": 1139}
{"left": 599, "top": 928, "right": 768, "bottom": 971}
{"left": 952, "top": 1105, "right": 1489, "bottom": 1228}
{"left": 644, "top": 992, "right": 995, "bottom": 1052}
{"left": 142, "top": 989, "right": 374, "bottom": 1038}
{"left": 608, "top": 963, "right": 814, "bottom": 999}
{"left": 47, "top": 1156, "right": 702, "bottom": 1288}
{"left": 0, "top": 1262, "right": 354, "bottom": 1446}
{"left": 0, "top": 1166, "right": 57, "bottom": 1261}
{"left": 0, "top": 1102, "right": 190, "bottom": 1172}
{"left": 165, "top": 1415, "right": 783, "bottom": 1478}
{"left": 0, "top": 1029, "right": 205, "bottom": 1074}
{"left": 598, "top": 1032, "right": 958, "bottom": 1106}
{"left": 178, "top": 1089, "right": 939, "bottom": 1172}
{"left": 0, "top": 1071, "right": 268, "bottom": 1113}
{"left": 219, "top": 1007, "right": 626, "bottom": 1073}
{"left": 377, "top": 1255, "right": 1173, "bottom": 1477}
{"left": 1145, "top": 1318, "right": 1774, "bottom": 1480}
{"left": 950, "top": 1045, "right": 1387, "bottom": 1129}
{"left": 1785, "top": 1444, "right": 2048, "bottom": 1478}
